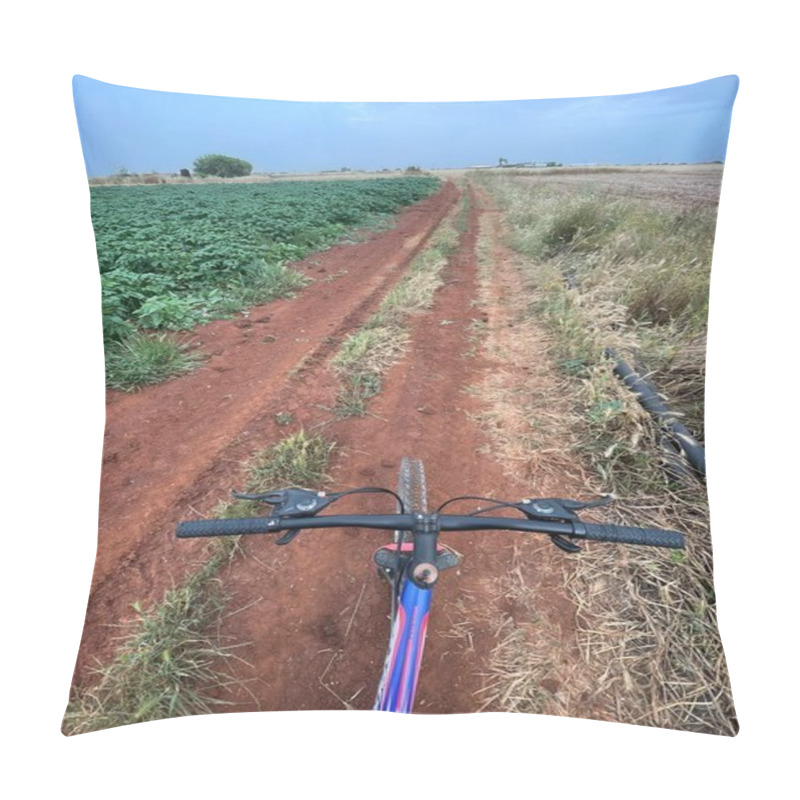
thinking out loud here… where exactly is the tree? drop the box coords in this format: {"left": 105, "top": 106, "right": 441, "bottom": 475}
{"left": 193, "top": 154, "right": 253, "bottom": 178}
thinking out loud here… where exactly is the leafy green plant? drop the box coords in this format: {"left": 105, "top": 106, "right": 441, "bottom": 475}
{"left": 135, "top": 295, "right": 202, "bottom": 330}
{"left": 91, "top": 177, "right": 440, "bottom": 364}
{"left": 101, "top": 291, "right": 136, "bottom": 343}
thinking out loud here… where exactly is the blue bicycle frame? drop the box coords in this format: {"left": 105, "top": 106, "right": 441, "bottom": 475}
{"left": 374, "top": 576, "right": 432, "bottom": 712}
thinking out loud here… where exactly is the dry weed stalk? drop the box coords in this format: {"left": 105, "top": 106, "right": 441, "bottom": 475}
{"left": 476, "top": 545, "right": 573, "bottom": 716}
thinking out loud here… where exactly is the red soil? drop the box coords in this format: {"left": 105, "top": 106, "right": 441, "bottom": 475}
{"left": 71, "top": 180, "right": 581, "bottom": 717}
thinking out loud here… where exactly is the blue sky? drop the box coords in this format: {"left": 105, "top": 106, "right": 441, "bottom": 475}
{"left": 73, "top": 74, "right": 738, "bottom": 177}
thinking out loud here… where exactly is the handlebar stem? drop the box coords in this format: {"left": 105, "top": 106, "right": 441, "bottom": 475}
{"left": 409, "top": 512, "right": 440, "bottom": 587}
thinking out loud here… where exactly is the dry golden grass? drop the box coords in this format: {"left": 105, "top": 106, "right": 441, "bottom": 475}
{"left": 475, "top": 544, "right": 573, "bottom": 715}
{"left": 566, "top": 487, "right": 737, "bottom": 734}
{"left": 466, "top": 177, "right": 736, "bottom": 735}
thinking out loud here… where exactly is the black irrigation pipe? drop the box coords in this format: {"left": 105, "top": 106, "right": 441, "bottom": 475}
{"left": 605, "top": 348, "right": 706, "bottom": 479}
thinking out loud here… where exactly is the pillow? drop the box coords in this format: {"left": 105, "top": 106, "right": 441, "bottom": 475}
{"left": 64, "top": 74, "right": 738, "bottom": 735}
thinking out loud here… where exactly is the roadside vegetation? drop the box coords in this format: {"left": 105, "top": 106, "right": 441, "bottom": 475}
{"left": 477, "top": 175, "right": 712, "bottom": 438}
{"left": 71, "top": 169, "right": 736, "bottom": 732}
{"left": 95, "top": 177, "right": 440, "bottom": 390}
{"left": 331, "top": 190, "right": 467, "bottom": 415}
{"left": 62, "top": 538, "right": 240, "bottom": 735}
{"left": 63, "top": 430, "right": 336, "bottom": 734}
{"left": 104, "top": 331, "right": 204, "bottom": 390}
{"left": 473, "top": 172, "right": 736, "bottom": 735}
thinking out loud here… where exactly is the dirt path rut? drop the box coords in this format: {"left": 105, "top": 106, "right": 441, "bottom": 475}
{"left": 191, "top": 184, "right": 586, "bottom": 713}
{"left": 76, "top": 183, "right": 457, "bottom": 681}
{"left": 75, "top": 179, "right": 590, "bottom": 717}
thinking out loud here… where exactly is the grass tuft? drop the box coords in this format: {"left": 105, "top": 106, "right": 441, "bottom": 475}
{"left": 566, "top": 487, "right": 738, "bottom": 735}
{"left": 227, "top": 261, "right": 309, "bottom": 307}
{"left": 331, "top": 327, "right": 409, "bottom": 416}
{"left": 330, "top": 195, "right": 462, "bottom": 416}
{"left": 105, "top": 331, "right": 204, "bottom": 391}
{"left": 476, "top": 545, "right": 568, "bottom": 715}
{"left": 62, "top": 544, "right": 240, "bottom": 735}
{"left": 247, "top": 429, "right": 335, "bottom": 488}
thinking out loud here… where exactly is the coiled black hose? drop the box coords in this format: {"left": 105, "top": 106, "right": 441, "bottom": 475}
{"left": 605, "top": 348, "right": 706, "bottom": 479}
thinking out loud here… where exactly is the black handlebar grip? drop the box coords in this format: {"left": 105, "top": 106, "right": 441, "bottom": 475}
{"left": 176, "top": 517, "right": 276, "bottom": 538}
{"left": 582, "top": 523, "right": 685, "bottom": 549}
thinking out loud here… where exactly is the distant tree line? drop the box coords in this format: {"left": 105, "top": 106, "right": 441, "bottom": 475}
{"left": 498, "top": 157, "right": 563, "bottom": 168}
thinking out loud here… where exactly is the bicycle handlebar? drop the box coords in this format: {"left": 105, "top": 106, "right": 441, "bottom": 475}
{"left": 176, "top": 512, "right": 685, "bottom": 549}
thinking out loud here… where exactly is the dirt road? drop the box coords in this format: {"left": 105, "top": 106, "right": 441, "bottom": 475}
{"left": 73, "top": 178, "right": 585, "bottom": 714}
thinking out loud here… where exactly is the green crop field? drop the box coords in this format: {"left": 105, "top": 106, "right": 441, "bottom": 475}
{"left": 93, "top": 177, "right": 440, "bottom": 344}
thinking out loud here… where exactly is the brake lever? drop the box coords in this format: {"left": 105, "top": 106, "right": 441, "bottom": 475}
{"left": 516, "top": 495, "right": 613, "bottom": 520}
{"left": 560, "top": 495, "right": 614, "bottom": 511}
{"left": 275, "top": 529, "right": 303, "bottom": 545}
{"left": 514, "top": 496, "right": 613, "bottom": 553}
{"left": 232, "top": 491, "right": 285, "bottom": 504}
{"left": 232, "top": 488, "right": 341, "bottom": 518}
{"left": 550, "top": 535, "right": 582, "bottom": 553}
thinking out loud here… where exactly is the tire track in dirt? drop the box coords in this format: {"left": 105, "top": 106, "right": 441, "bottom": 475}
{"left": 75, "top": 177, "right": 593, "bottom": 721}
{"left": 205, "top": 183, "right": 587, "bottom": 714}
{"left": 72, "top": 183, "right": 458, "bottom": 684}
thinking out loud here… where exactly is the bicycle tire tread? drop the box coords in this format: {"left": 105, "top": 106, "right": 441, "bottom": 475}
{"left": 397, "top": 456, "right": 427, "bottom": 543}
